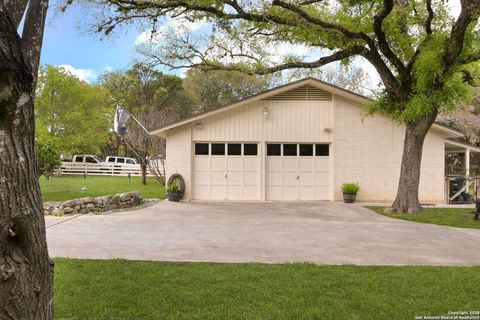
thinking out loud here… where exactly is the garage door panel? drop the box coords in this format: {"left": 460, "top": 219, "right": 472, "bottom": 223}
{"left": 211, "top": 157, "right": 227, "bottom": 170}
{"left": 243, "top": 186, "right": 258, "bottom": 200}
{"left": 244, "top": 172, "right": 259, "bottom": 186}
{"left": 211, "top": 172, "right": 226, "bottom": 185}
{"left": 298, "top": 158, "right": 314, "bottom": 171}
{"left": 315, "top": 172, "right": 330, "bottom": 184}
{"left": 227, "top": 172, "right": 243, "bottom": 185}
{"left": 194, "top": 186, "right": 210, "bottom": 199}
{"left": 194, "top": 171, "right": 210, "bottom": 185}
{"left": 227, "top": 186, "right": 243, "bottom": 199}
{"left": 266, "top": 172, "right": 282, "bottom": 185}
{"left": 194, "top": 157, "right": 210, "bottom": 169}
{"left": 299, "top": 186, "right": 315, "bottom": 200}
{"left": 315, "top": 158, "right": 329, "bottom": 169}
{"left": 283, "top": 172, "right": 298, "bottom": 186}
{"left": 210, "top": 186, "right": 226, "bottom": 199}
{"left": 267, "top": 186, "right": 282, "bottom": 200}
{"left": 266, "top": 143, "right": 330, "bottom": 201}
{"left": 299, "top": 172, "right": 314, "bottom": 185}
{"left": 194, "top": 142, "right": 260, "bottom": 200}
{"left": 243, "top": 158, "right": 258, "bottom": 170}
{"left": 283, "top": 158, "right": 297, "bottom": 170}
{"left": 282, "top": 186, "right": 297, "bottom": 200}
{"left": 227, "top": 157, "right": 243, "bottom": 170}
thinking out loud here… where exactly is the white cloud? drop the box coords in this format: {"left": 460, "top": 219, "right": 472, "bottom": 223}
{"left": 59, "top": 64, "right": 97, "bottom": 82}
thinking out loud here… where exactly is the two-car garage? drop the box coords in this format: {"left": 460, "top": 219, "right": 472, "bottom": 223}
{"left": 193, "top": 142, "right": 331, "bottom": 201}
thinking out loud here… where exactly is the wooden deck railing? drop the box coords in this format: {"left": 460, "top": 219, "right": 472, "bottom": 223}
{"left": 445, "top": 176, "right": 479, "bottom": 204}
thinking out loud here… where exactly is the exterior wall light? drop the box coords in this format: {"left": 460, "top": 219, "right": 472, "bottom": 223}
{"left": 263, "top": 107, "right": 270, "bottom": 118}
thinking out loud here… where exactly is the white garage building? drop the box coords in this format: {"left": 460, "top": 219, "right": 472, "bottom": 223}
{"left": 151, "top": 77, "right": 467, "bottom": 203}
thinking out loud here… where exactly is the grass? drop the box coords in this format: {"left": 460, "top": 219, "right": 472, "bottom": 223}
{"left": 367, "top": 206, "right": 480, "bottom": 229}
{"left": 54, "top": 259, "right": 480, "bottom": 320}
{"left": 40, "top": 176, "right": 165, "bottom": 202}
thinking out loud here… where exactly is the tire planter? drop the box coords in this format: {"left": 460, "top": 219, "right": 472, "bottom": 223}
{"left": 167, "top": 192, "right": 183, "bottom": 202}
{"left": 343, "top": 193, "right": 357, "bottom": 203}
{"left": 167, "top": 173, "right": 185, "bottom": 202}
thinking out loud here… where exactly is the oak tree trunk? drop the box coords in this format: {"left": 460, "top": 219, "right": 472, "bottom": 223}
{"left": 0, "top": 6, "right": 53, "bottom": 320}
{"left": 392, "top": 110, "right": 438, "bottom": 214}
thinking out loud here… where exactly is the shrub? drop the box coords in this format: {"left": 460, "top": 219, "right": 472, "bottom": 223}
{"left": 341, "top": 182, "right": 360, "bottom": 194}
{"left": 36, "top": 140, "right": 61, "bottom": 178}
{"left": 167, "top": 182, "right": 181, "bottom": 193}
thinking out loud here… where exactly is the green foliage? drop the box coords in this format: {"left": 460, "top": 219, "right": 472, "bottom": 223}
{"left": 166, "top": 182, "right": 180, "bottom": 193}
{"left": 35, "top": 140, "right": 61, "bottom": 178}
{"left": 39, "top": 176, "right": 165, "bottom": 201}
{"left": 35, "top": 65, "right": 114, "bottom": 155}
{"left": 341, "top": 182, "right": 360, "bottom": 194}
{"left": 367, "top": 206, "right": 480, "bottom": 229}
{"left": 54, "top": 259, "right": 480, "bottom": 319}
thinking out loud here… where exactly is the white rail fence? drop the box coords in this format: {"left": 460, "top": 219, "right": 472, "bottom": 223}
{"left": 57, "top": 162, "right": 151, "bottom": 177}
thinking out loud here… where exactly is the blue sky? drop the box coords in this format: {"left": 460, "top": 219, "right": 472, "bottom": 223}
{"left": 40, "top": 3, "right": 142, "bottom": 82}
{"left": 39, "top": 1, "right": 461, "bottom": 84}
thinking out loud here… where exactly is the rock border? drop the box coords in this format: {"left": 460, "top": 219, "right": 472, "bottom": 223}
{"left": 43, "top": 191, "right": 143, "bottom": 215}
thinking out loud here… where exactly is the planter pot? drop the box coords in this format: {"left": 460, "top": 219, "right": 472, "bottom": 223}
{"left": 167, "top": 192, "right": 183, "bottom": 202}
{"left": 343, "top": 192, "right": 357, "bottom": 203}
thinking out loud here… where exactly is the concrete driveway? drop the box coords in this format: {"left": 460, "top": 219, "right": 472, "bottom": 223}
{"left": 46, "top": 201, "right": 480, "bottom": 266}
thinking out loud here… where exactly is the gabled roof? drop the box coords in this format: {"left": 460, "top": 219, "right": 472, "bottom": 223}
{"left": 149, "top": 77, "right": 463, "bottom": 138}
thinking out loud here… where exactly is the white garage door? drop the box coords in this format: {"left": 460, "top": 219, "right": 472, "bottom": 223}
{"left": 266, "top": 143, "right": 330, "bottom": 200}
{"left": 193, "top": 142, "right": 260, "bottom": 200}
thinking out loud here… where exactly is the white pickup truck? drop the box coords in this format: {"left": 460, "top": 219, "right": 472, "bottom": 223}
{"left": 59, "top": 155, "right": 142, "bottom": 176}
{"left": 62, "top": 155, "right": 104, "bottom": 164}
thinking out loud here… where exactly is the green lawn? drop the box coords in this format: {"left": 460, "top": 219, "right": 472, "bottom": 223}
{"left": 367, "top": 206, "right": 480, "bottom": 229}
{"left": 40, "top": 176, "right": 165, "bottom": 202}
{"left": 54, "top": 259, "right": 479, "bottom": 320}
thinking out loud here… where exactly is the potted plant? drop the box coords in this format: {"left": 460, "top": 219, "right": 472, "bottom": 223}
{"left": 341, "top": 182, "right": 360, "bottom": 203}
{"left": 167, "top": 182, "right": 183, "bottom": 202}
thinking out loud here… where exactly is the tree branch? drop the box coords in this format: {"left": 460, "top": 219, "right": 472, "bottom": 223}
{"left": 443, "top": 0, "right": 480, "bottom": 71}
{"left": 271, "top": 0, "right": 372, "bottom": 43}
{"left": 21, "top": 0, "right": 49, "bottom": 83}
{"left": 2, "top": 0, "right": 30, "bottom": 28}
{"left": 372, "top": 0, "right": 407, "bottom": 75}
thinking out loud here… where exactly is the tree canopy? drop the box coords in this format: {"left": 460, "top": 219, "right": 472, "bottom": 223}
{"left": 35, "top": 65, "right": 114, "bottom": 155}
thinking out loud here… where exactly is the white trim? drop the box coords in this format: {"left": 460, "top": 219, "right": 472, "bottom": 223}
{"left": 445, "top": 139, "right": 480, "bottom": 153}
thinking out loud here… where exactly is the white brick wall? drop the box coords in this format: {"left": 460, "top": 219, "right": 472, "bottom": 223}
{"left": 333, "top": 95, "right": 445, "bottom": 203}
{"left": 165, "top": 127, "right": 193, "bottom": 200}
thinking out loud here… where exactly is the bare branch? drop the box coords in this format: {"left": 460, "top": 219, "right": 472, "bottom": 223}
{"left": 271, "top": 0, "right": 372, "bottom": 43}
{"left": 425, "top": 0, "right": 433, "bottom": 34}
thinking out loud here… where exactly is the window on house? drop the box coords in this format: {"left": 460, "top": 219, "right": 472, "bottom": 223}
{"left": 283, "top": 144, "right": 297, "bottom": 156}
{"left": 195, "top": 143, "right": 209, "bottom": 155}
{"left": 315, "top": 144, "right": 329, "bottom": 156}
{"left": 299, "top": 144, "right": 313, "bottom": 156}
{"left": 243, "top": 144, "right": 258, "bottom": 156}
{"left": 228, "top": 143, "right": 241, "bottom": 156}
{"left": 211, "top": 143, "right": 225, "bottom": 155}
{"left": 267, "top": 144, "right": 281, "bottom": 156}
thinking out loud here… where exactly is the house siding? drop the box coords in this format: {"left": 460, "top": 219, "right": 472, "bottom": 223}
{"left": 333, "top": 95, "right": 445, "bottom": 203}
{"left": 165, "top": 127, "right": 193, "bottom": 199}
{"left": 192, "top": 100, "right": 333, "bottom": 142}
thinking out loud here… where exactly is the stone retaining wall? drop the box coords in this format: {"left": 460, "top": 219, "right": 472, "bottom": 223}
{"left": 44, "top": 191, "right": 143, "bottom": 215}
